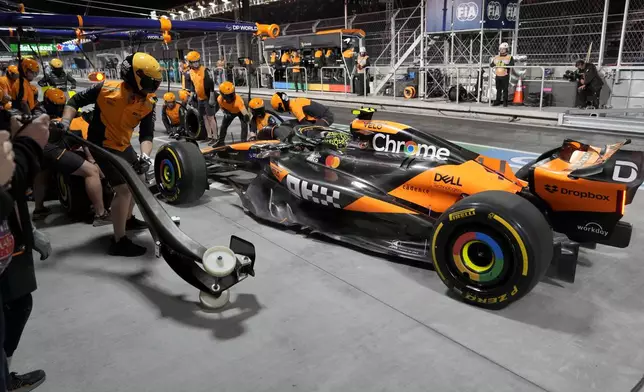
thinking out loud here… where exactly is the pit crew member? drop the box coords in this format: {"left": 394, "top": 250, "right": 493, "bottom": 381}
{"left": 183, "top": 51, "right": 218, "bottom": 145}
{"left": 248, "top": 98, "right": 278, "bottom": 140}
{"left": 270, "top": 92, "right": 334, "bottom": 126}
{"left": 61, "top": 52, "right": 161, "bottom": 257}
{"left": 215, "top": 81, "right": 250, "bottom": 146}
{"left": 161, "top": 92, "right": 186, "bottom": 139}
{"left": 37, "top": 58, "right": 77, "bottom": 93}
{"left": 32, "top": 88, "right": 109, "bottom": 226}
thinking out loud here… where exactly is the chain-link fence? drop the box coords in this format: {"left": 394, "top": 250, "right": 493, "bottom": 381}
{"left": 622, "top": 0, "right": 644, "bottom": 64}
{"left": 516, "top": 0, "right": 609, "bottom": 65}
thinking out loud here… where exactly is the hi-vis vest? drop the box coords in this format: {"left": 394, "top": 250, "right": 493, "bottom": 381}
{"left": 70, "top": 116, "right": 89, "bottom": 140}
{"left": 493, "top": 55, "right": 512, "bottom": 77}
{"left": 357, "top": 55, "right": 369, "bottom": 73}
{"left": 270, "top": 53, "right": 277, "bottom": 64}
{"left": 10, "top": 79, "right": 35, "bottom": 111}
{"left": 97, "top": 80, "right": 156, "bottom": 152}
{"left": 165, "top": 104, "right": 181, "bottom": 125}
{"left": 189, "top": 66, "right": 208, "bottom": 100}
{"left": 254, "top": 113, "right": 276, "bottom": 130}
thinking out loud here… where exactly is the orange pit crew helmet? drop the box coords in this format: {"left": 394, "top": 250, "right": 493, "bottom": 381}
{"left": 219, "top": 81, "right": 236, "bottom": 103}
{"left": 43, "top": 87, "right": 66, "bottom": 117}
{"left": 249, "top": 97, "right": 266, "bottom": 118}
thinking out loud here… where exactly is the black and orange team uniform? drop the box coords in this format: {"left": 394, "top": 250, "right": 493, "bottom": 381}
{"left": 65, "top": 80, "right": 157, "bottom": 187}
{"left": 161, "top": 92, "right": 186, "bottom": 139}
{"left": 40, "top": 89, "right": 87, "bottom": 179}
{"left": 215, "top": 82, "right": 250, "bottom": 146}
{"left": 37, "top": 58, "right": 76, "bottom": 92}
{"left": 183, "top": 52, "right": 216, "bottom": 118}
{"left": 271, "top": 92, "right": 334, "bottom": 126}
{"left": 9, "top": 59, "right": 41, "bottom": 115}
{"left": 248, "top": 98, "right": 278, "bottom": 140}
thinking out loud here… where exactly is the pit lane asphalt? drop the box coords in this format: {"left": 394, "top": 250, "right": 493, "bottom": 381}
{"left": 21, "top": 95, "right": 644, "bottom": 392}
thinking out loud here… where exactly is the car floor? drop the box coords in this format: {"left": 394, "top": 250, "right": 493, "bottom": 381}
{"left": 17, "top": 109, "right": 644, "bottom": 392}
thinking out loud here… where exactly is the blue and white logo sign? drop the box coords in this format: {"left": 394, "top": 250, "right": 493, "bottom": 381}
{"left": 487, "top": 1, "right": 502, "bottom": 21}
{"left": 456, "top": 1, "right": 479, "bottom": 22}
{"left": 506, "top": 2, "right": 518, "bottom": 22}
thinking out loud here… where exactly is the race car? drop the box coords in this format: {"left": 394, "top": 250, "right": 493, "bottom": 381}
{"left": 153, "top": 108, "right": 643, "bottom": 309}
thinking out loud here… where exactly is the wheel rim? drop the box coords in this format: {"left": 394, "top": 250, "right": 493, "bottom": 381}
{"left": 452, "top": 232, "right": 505, "bottom": 284}
{"left": 159, "top": 159, "right": 176, "bottom": 190}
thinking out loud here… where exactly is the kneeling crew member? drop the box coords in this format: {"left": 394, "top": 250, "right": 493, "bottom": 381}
{"left": 38, "top": 58, "right": 76, "bottom": 93}
{"left": 215, "top": 81, "right": 250, "bottom": 146}
{"left": 33, "top": 88, "right": 109, "bottom": 225}
{"left": 248, "top": 98, "right": 278, "bottom": 140}
{"left": 271, "top": 92, "right": 334, "bottom": 126}
{"left": 62, "top": 52, "right": 161, "bottom": 257}
{"left": 0, "top": 65, "right": 18, "bottom": 106}
{"left": 161, "top": 92, "right": 185, "bottom": 139}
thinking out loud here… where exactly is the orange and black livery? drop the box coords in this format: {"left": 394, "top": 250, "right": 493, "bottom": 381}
{"left": 152, "top": 107, "right": 643, "bottom": 310}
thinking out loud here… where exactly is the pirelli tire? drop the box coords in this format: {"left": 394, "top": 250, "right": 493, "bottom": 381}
{"left": 184, "top": 105, "right": 207, "bottom": 141}
{"left": 57, "top": 172, "right": 114, "bottom": 221}
{"left": 154, "top": 141, "right": 207, "bottom": 205}
{"left": 431, "top": 191, "right": 552, "bottom": 310}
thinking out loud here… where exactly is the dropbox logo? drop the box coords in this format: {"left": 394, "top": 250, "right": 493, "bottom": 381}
{"left": 456, "top": 2, "right": 479, "bottom": 22}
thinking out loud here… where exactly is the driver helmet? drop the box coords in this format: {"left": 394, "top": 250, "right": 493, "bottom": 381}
{"left": 271, "top": 92, "right": 289, "bottom": 112}
{"left": 6, "top": 65, "right": 18, "bottom": 80}
{"left": 120, "top": 52, "right": 162, "bottom": 96}
{"left": 322, "top": 130, "right": 350, "bottom": 150}
{"left": 219, "top": 81, "right": 235, "bottom": 103}
{"left": 186, "top": 51, "right": 201, "bottom": 69}
{"left": 50, "top": 58, "right": 64, "bottom": 75}
{"left": 43, "top": 87, "right": 66, "bottom": 118}
{"left": 499, "top": 42, "right": 509, "bottom": 53}
{"left": 249, "top": 97, "right": 266, "bottom": 118}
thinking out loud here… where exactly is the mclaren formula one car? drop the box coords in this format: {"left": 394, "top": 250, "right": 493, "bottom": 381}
{"left": 153, "top": 108, "right": 643, "bottom": 309}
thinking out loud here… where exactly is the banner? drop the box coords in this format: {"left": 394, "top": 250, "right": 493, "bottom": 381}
{"left": 9, "top": 43, "right": 77, "bottom": 53}
{"left": 426, "top": 0, "right": 517, "bottom": 33}
{"left": 483, "top": 0, "right": 518, "bottom": 29}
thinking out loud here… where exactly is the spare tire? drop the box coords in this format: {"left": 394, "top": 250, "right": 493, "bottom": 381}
{"left": 154, "top": 141, "right": 208, "bottom": 204}
{"left": 431, "top": 191, "right": 552, "bottom": 309}
{"left": 184, "top": 105, "right": 207, "bottom": 141}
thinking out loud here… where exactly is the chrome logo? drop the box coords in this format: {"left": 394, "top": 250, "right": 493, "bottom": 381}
{"left": 404, "top": 141, "right": 418, "bottom": 156}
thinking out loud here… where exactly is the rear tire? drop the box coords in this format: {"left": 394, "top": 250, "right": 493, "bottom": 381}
{"left": 57, "top": 172, "right": 91, "bottom": 220}
{"left": 431, "top": 191, "right": 552, "bottom": 309}
{"left": 184, "top": 105, "right": 207, "bottom": 141}
{"left": 154, "top": 141, "right": 207, "bottom": 205}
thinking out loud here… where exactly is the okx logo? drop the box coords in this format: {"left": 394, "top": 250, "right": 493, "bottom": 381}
{"left": 544, "top": 184, "right": 610, "bottom": 201}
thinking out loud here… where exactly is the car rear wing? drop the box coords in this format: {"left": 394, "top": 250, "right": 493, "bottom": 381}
{"left": 518, "top": 139, "right": 644, "bottom": 204}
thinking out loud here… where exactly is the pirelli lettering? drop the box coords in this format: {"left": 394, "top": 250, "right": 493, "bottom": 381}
{"left": 449, "top": 208, "right": 476, "bottom": 221}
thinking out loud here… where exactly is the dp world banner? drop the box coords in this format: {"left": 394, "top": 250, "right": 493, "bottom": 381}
{"left": 426, "top": 0, "right": 518, "bottom": 33}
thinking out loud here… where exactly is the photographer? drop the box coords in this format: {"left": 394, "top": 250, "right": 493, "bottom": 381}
{"left": 0, "top": 113, "right": 50, "bottom": 391}
{"left": 575, "top": 59, "right": 603, "bottom": 109}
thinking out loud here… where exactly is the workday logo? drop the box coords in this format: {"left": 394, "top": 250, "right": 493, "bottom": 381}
{"left": 577, "top": 222, "right": 609, "bottom": 237}
{"left": 456, "top": 2, "right": 479, "bottom": 22}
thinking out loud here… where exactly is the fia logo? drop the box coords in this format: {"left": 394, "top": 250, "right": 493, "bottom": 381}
{"left": 456, "top": 1, "right": 479, "bottom": 22}
{"left": 612, "top": 160, "right": 639, "bottom": 183}
{"left": 506, "top": 2, "right": 518, "bottom": 22}
{"left": 487, "top": 1, "right": 502, "bottom": 21}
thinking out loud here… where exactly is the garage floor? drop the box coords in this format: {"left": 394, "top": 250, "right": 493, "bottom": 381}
{"left": 17, "top": 107, "right": 644, "bottom": 392}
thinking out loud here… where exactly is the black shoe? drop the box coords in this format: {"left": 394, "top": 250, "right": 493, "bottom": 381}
{"left": 8, "top": 370, "right": 46, "bottom": 391}
{"left": 108, "top": 236, "right": 147, "bottom": 257}
{"left": 492, "top": 101, "right": 501, "bottom": 106}
{"left": 503, "top": 103, "right": 508, "bottom": 107}
{"left": 125, "top": 215, "right": 148, "bottom": 231}
{"left": 32, "top": 207, "right": 51, "bottom": 221}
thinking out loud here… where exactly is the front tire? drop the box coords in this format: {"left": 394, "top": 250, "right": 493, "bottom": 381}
{"left": 431, "top": 191, "right": 552, "bottom": 309}
{"left": 154, "top": 141, "right": 207, "bottom": 205}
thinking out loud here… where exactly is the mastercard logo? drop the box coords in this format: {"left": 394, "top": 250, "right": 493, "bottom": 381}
{"left": 325, "top": 155, "right": 341, "bottom": 168}
{"left": 404, "top": 141, "right": 418, "bottom": 156}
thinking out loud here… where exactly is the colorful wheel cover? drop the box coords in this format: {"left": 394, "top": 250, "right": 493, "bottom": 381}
{"left": 452, "top": 232, "right": 504, "bottom": 283}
